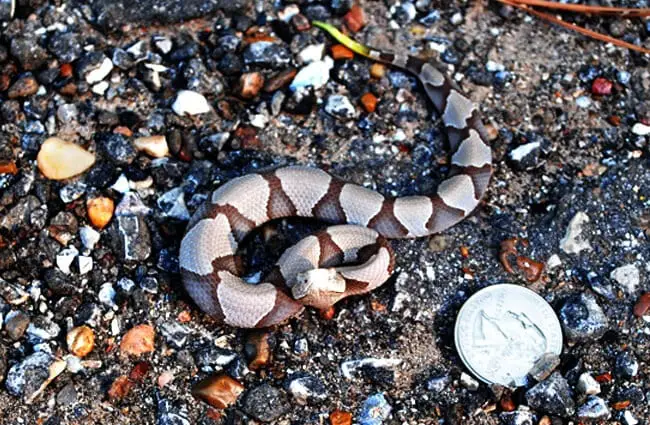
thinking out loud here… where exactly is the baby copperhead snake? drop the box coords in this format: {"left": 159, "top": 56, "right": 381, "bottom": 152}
{"left": 179, "top": 22, "right": 493, "bottom": 328}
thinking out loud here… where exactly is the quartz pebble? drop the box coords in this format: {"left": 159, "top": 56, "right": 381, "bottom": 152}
{"left": 37, "top": 137, "right": 96, "bottom": 180}
{"left": 172, "top": 90, "right": 210, "bottom": 116}
{"left": 66, "top": 326, "right": 95, "bottom": 358}
{"left": 560, "top": 212, "right": 592, "bottom": 254}
{"left": 133, "top": 135, "right": 169, "bottom": 158}
{"left": 576, "top": 373, "right": 601, "bottom": 395}
{"left": 358, "top": 393, "right": 391, "bottom": 425}
{"left": 610, "top": 264, "right": 640, "bottom": 295}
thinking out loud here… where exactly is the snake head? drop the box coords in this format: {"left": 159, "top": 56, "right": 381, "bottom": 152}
{"left": 292, "top": 268, "right": 347, "bottom": 310}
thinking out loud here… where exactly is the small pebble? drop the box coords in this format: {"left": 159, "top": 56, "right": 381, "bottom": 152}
{"left": 172, "top": 90, "right": 210, "bottom": 116}
{"left": 120, "top": 324, "right": 156, "bottom": 356}
{"left": 37, "top": 137, "right": 96, "bottom": 180}
{"left": 66, "top": 326, "right": 95, "bottom": 358}
{"left": 192, "top": 374, "right": 245, "bottom": 409}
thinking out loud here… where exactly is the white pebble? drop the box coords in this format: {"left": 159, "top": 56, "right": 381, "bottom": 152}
{"left": 56, "top": 247, "right": 78, "bottom": 274}
{"left": 98, "top": 283, "right": 116, "bottom": 307}
{"left": 110, "top": 174, "right": 130, "bottom": 194}
{"left": 297, "top": 44, "right": 325, "bottom": 64}
{"left": 78, "top": 256, "right": 93, "bottom": 275}
{"left": 610, "top": 264, "right": 640, "bottom": 295}
{"left": 560, "top": 212, "right": 592, "bottom": 254}
{"left": 172, "top": 90, "right": 211, "bottom": 116}
{"left": 576, "top": 372, "right": 601, "bottom": 395}
{"left": 86, "top": 58, "right": 114, "bottom": 84}
{"left": 92, "top": 81, "right": 109, "bottom": 95}
{"left": 290, "top": 57, "right": 334, "bottom": 92}
{"left": 631, "top": 123, "right": 650, "bottom": 136}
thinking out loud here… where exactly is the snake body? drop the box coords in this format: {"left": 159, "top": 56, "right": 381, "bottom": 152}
{"left": 179, "top": 25, "right": 493, "bottom": 328}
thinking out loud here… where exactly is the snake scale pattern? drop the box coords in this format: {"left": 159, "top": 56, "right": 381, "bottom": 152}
{"left": 179, "top": 24, "right": 493, "bottom": 328}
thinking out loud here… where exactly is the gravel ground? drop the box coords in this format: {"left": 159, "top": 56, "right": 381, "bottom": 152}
{"left": 0, "top": 0, "right": 649, "bottom": 424}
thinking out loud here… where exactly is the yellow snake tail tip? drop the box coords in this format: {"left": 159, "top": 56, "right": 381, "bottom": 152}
{"left": 312, "top": 20, "right": 371, "bottom": 58}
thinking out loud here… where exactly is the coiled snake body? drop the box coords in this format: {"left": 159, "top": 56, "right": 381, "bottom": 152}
{"left": 180, "top": 24, "right": 493, "bottom": 328}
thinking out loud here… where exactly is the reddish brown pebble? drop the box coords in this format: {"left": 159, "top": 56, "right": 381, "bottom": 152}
{"left": 108, "top": 376, "right": 132, "bottom": 401}
{"left": 264, "top": 69, "right": 297, "bottom": 92}
{"left": 60, "top": 63, "right": 73, "bottom": 78}
{"left": 460, "top": 246, "right": 470, "bottom": 258}
{"left": 500, "top": 393, "right": 516, "bottom": 412}
{"left": 516, "top": 256, "right": 544, "bottom": 282}
{"left": 0, "top": 160, "right": 18, "bottom": 175}
{"left": 234, "top": 126, "right": 260, "bottom": 149}
{"left": 87, "top": 197, "right": 115, "bottom": 230}
{"left": 634, "top": 293, "right": 650, "bottom": 317}
{"left": 538, "top": 416, "right": 552, "bottom": 425}
{"left": 330, "top": 410, "right": 353, "bottom": 425}
{"left": 592, "top": 77, "right": 613, "bottom": 96}
{"left": 594, "top": 372, "right": 612, "bottom": 383}
{"left": 331, "top": 44, "right": 354, "bottom": 60}
{"left": 240, "top": 72, "right": 264, "bottom": 99}
{"left": 66, "top": 326, "right": 95, "bottom": 358}
{"left": 129, "top": 361, "right": 151, "bottom": 382}
{"left": 246, "top": 331, "right": 272, "bottom": 370}
{"left": 499, "top": 238, "right": 519, "bottom": 274}
{"left": 343, "top": 4, "right": 366, "bottom": 32}
{"left": 612, "top": 400, "right": 631, "bottom": 410}
{"left": 113, "top": 126, "right": 133, "bottom": 137}
{"left": 8, "top": 75, "right": 39, "bottom": 98}
{"left": 369, "top": 63, "right": 386, "bottom": 79}
{"left": 360, "top": 92, "right": 378, "bottom": 113}
{"left": 607, "top": 115, "right": 621, "bottom": 126}
{"left": 120, "top": 324, "right": 155, "bottom": 356}
{"left": 370, "top": 299, "right": 387, "bottom": 312}
{"left": 192, "top": 374, "right": 245, "bottom": 409}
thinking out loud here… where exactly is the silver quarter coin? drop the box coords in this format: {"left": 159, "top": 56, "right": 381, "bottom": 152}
{"left": 454, "top": 284, "right": 563, "bottom": 387}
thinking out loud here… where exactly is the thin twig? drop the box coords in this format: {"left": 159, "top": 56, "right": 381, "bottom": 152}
{"left": 507, "top": 0, "right": 650, "bottom": 17}
{"left": 497, "top": 0, "right": 650, "bottom": 54}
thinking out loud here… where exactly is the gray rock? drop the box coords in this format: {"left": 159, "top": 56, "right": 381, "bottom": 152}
{"left": 48, "top": 32, "right": 83, "bottom": 63}
{"left": 6, "top": 352, "right": 53, "bottom": 397}
{"left": 194, "top": 345, "right": 238, "bottom": 371}
{"left": 157, "top": 188, "right": 190, "bottom": 221}
{"left": 59, "top": 182, "right": 87, "bottom": 204}
{"left": 243, "top": 42, "right": 291, "bottom": 69}
{"left": 525, "top": 372, "right": 575, "bottom": 417}
{"left": 242, "top": 384, "right": 289, "bottom": 422}
{"left": 325, "top": 94, "right": 358, "bottom": 120}
{"left": 11, "top": 38, "right": 48, "bottom": 70}
{"left": 358, "top": 393, "right": 392, "bottom": 425}
{"left": 56, "top": 383, "right": 78, "bottom": 406}
{"left": 97, "top": 133, "right": 137, "bottom": 165}
{"left": 76, "top": 52, "right": 113, "bottom": 84}
{"left": 0, "top": 278, "right": 29, "bottom": 305}
{"left": 159, "top": 321, "right": 189, "bottom": 349}
{"left": 610, "top": 264, "right": 640, "bottom": 295}
{"left": 109, "top": 216, "right": 151, "bottom": 261}
{"left": 26, "top": 316, "right": 61, "bottom": 343}
{"left": 559, "top": 293, "right": 608, "bottom": 342}
{"left": 4, "top": 311, "right": 30, "bottom": 341}
{"left": 284, "top": 373, "right": 327, "bottom": 405}
{"left": 576, "top": 396, "right": 610, "bottom": 421}
{"left": 529, "top": 353, "right": 560, "bottom": 382}
{"left": 615, "top": 351, "right": 639, "bottom": 379}
{"left": 560, "top": 212, "right": 592, "bottom": 254}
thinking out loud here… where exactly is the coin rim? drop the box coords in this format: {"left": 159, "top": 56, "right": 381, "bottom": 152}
{"left": 454, "top": 283, "right": 563, "bottom": 386}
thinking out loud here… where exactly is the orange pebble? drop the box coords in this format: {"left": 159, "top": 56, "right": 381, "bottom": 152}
{"left": 331, "top": 44, "right": 354, "bottom": 60}
{"left": 360, "top": 92, "right": 378, "bottom": 113}
{"left": 87, "top": 197, "right": 115, "bottom": 230}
